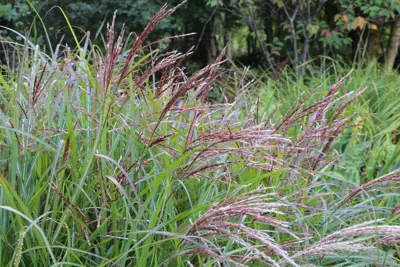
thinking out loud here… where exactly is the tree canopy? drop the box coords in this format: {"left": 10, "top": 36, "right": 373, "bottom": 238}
{"left": 1, "top": 0, "right": 400, "bottom": 72}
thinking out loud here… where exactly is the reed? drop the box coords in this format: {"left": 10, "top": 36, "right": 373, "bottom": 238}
{"left": 0, "top": 4, "right": 399, "bottom": 266}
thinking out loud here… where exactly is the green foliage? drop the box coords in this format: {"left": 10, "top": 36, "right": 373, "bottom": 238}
{"left": 0, "top": 0, "right": 39, "bottom": 41}
{"left": 333, "top": 0, "right": 400, "bottom": 34}
{"left": 207, "top": 0, "right": 223, "bottom": 7}
{"left": 2, "top": 0, "right": 400, "bottom": 70}
{"left": 341, "top": 0, "right": 400, "bottom": 20}
{"left": 0, "top": 1, "right": 36, "bottom": 28}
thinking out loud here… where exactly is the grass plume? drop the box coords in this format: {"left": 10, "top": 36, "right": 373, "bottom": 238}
{"left": 0, "top": 4, "right": 399, "bottom": 266}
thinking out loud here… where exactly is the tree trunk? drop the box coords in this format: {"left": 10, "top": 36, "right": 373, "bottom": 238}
{"left": 385, "top": 18, "right": 400, "bottom": 71}
{"left": 325, "top": 0, "right": 338, "bottom": 29}
{"left": 300, "top": 0, "right": 311, "bottom": 75}
{"left": 206, "top": 16, "right": 217, "bottom": 64}
{"left": 263, "top": 4, "right": 273, "bottom": 52}
{"left": 223, "top": 3, "right": 233, "bottom": 69}
{"left": 247, "top": 35, "right": 252, "bottom": 56}
{"left": 367, "top": 27, "right": 381, "bottom": 63}
{"left": 282, "top": 3, "right": 300, "bottom": 75}
{"left": 252, "top": 36, "right": 257, "bottom": 54}
{"left": 349, "top": 30, "right": 360, "bottom": 62}
{"left": 224, "top": 29, "right": 233, "bottom": 68}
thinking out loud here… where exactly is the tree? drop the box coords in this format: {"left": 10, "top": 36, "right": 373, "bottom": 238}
{"left": 336, "top": 0, "right": 400, "bottom": 66}
{"left": 385, "top": 16, "right": 400, "bottom": 70}
{"left": 2, "top": 0, "right": 400, "bottom": 72}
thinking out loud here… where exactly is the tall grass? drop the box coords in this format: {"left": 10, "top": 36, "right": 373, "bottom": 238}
{"left": 256, "top": 62, "right": 400, "bottom": 184}
{"left": 0, "top": 5, "right": 399, "bottom": 266}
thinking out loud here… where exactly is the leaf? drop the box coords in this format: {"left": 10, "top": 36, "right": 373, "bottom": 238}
{"left": 306, "top": 24, "right": 319, "bottom": 36}
{"left": 272, "top": 0, "right": 285, "bottom": 8}
{"left": 370, "top": 23, "right": 378, "bottom": 30}
{"left": 207, "top": 0, "right": 218, "bottom": 7}
{"left": 352, "top": 16, "right": 366, "bottom": 30}
{"left": 343, "top": 15, "right": 349, "bottom": 23}
{"left": 325, "top": 31, "right": 331, "bottom": 39}
{"left": 334, "top": 14, "right": 341, "bottom": 22}
{"left": 359, "top": 17, "right": 365, "bottom": 30}
{"left": 352, "top": 17, "right": 359, "bottom": 30}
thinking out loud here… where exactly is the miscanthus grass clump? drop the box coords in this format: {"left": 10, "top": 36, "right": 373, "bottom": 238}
{"left": 0, "top": 4, "right": 399, "bottom": 267}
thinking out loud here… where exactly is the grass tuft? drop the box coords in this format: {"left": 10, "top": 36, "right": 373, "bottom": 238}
{"left": 0, "top": 4, "right": 399, "bottom": 266}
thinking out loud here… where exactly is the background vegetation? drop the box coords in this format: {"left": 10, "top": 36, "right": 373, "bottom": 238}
{"left": 1, "top": 0, "right": 400, "bottom": 71}
{"left": 0, "top": 1, "right": 399, "bottom": 266}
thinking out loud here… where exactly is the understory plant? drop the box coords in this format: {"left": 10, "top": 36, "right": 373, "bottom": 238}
{"left": 0, "top": 4, "right": 399, "bottom": 266}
